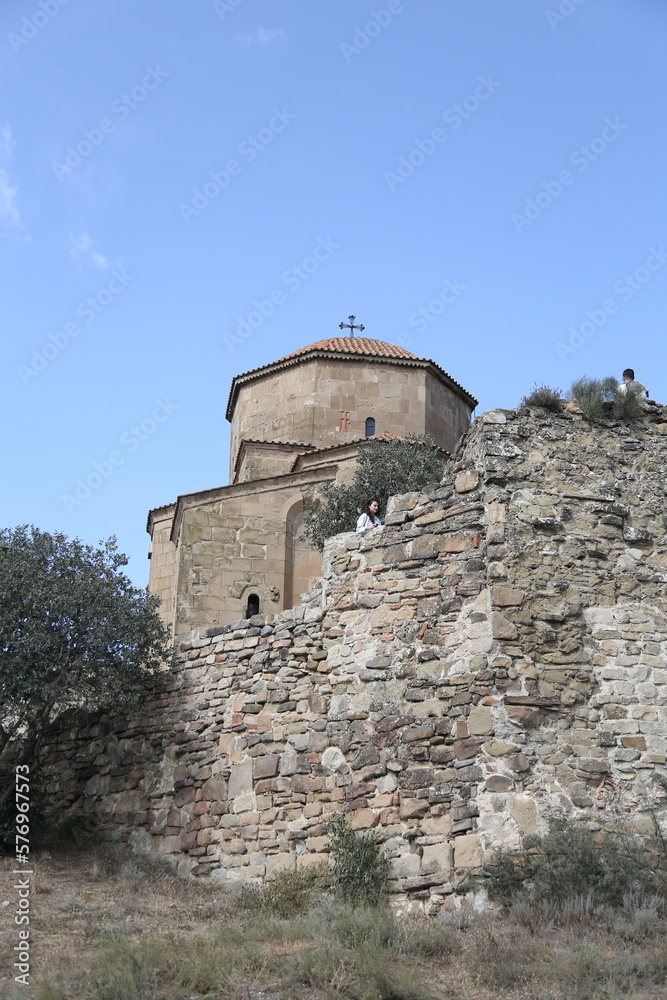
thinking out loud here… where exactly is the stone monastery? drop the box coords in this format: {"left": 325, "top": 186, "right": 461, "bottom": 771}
{"left": 146, "top": 335, "right": 477, "bottom": 635}
{"left": 44, "top": 350, "right": 667, "bottom": 911}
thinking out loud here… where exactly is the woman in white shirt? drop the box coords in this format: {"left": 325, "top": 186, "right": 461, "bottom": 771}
{"left": 356, "top": 498, "right": 382, "bottom": 532}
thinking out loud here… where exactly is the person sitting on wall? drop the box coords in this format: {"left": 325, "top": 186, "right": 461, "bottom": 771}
{"left": 618, "top": 368, "right": 649, "bottom": 399}
{"left": 356, "top": 498, "right": 382, "bottom": 532}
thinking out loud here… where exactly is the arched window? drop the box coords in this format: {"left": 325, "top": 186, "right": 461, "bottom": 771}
{"left": 245, "top": 593, "right": 260, "bottom": 618}
{"left": 365, "top": 417, "right": 376, "bottom": 437}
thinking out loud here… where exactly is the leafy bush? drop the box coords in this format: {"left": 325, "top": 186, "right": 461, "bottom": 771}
{"left": 483, "top": 825, "right": 659, "bottom": 908}
{"left": 251, "top": 863, "right": 328, "bottom": 917}
{"left": 520, "top": 383, "right": 563, "bottom": 411}
{"left": 570, "top": 375, "right": 619, "bottom": 421}
{"left": 302, "top": 435, "right": 447, "bottom": 550}
{"left": 614, "top": 384, "right": 645, "bottom": 422}
{"left": 328, "top": 815, "right": 389, "bottom": 906}
{"left": 570, "top": 374, "right": 645, "bottom": 423}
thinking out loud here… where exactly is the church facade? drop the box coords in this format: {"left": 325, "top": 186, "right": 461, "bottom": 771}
{"left": 147, "top": 336, "right": 476, "bottom": 634}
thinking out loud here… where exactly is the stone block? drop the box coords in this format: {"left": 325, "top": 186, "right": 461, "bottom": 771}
{"left": 441, "top": 537, "right": 467, "bottom": 552}
{"left": 621, "top": 736, "right": 646, "bottom": 750}
{"left": 421, "top": 842, "right": 450, "bottom": 875}
{"left": 507, "top": 794, "right": 537, "bottom": 834}
{"left": 202, "top": 776, "right": 226, "bottom": 801}
{"left": 398, "top": 798, "right": 429, "bottom": 819}
{"left": 174, "top": 786, "right": 195, "bottom": 807}
{"left": 468, "top": 706, "right": 494, "bottom": 736}
{"left": 265, "top": 852, "right": 295, "bottom": 875}
{"left": 322, "top": 747, "right": 346, "bottom": 771}
{"left": 485, "top": 775, "right": 513, "bottom": 793}
{"left": 390, "top": 853, "right": 421, "bottom": 878}
{"left": 305, "top": 836, "right": 329, "bottom": 852}
{"left": 422, "top": 815, "right": 451, "bottom": 836}
{"left": 415, "top": 510, "right": 446, "bottom": 526}
{"left": 228, "top": 760, "right": 253, "bottom": 798}
{"left": 253, "top": 755, "right": 280, "bottom": 779}
{"left": 350, "top": 808, "right": 379, "bottom": 830}
{"left": 454, "top": 472, "right": 478, "bottom": 493}
{"left": 453, "top": 834, "right": 482, "bottom": 869}
{"left": 485, "top": 740, "right": 518, "bottom": 757}
{"left": 491, "top": 612, "right": 518, "bottom": 640}
{"left": 491, "top": 586, "right": 525, "bottom": 607}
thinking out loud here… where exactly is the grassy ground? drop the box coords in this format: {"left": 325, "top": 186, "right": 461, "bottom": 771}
{"left": 1, "top": 847, "right": 666, "bottom": 1000}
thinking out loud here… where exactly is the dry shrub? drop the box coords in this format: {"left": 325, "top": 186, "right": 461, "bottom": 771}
{"left": 248, "top": 861, "right": 328, "bottom": 917}
{"left": 520, "top": 383, "right": 564, "bottom": 411}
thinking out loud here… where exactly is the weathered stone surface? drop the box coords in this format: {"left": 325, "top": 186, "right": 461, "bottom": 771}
{"left": 455, "top": 471, "right": 479, "bottom": 493}
{"left": 321, "top": 747, "right": 346, "bottom": 771}
{"left": 485, "top": 775, "right": 514, "bottom": 793}
{"left": 490, "top": 586, "right": 525, "bottom": 607}
{"left": 454, "top": 834, "right": 482, "bottom": 869}
{"left": 390, "top": 853, "right": 421, "bottom": 878}
{"left": 228, "top": 761, "right": 253, "bottom": 798}
{"left": 40, "top": 405, "right": 667, "bottom": 912}
{"left": 507, "top": 794, "right": 538, "bottom": 834}
{"left": 398, "top": 798, "right": 429, "bottom": 819}
{"left": 491, "top": 612, "right": 518, "bottom": 640}
{"left": 253, "top": 755, "right": 279, "bottom": 779}
{"left": 468, "top": 706, "right": 494, "bottom": 736}
{"left": 485, "top": 740, "right": 518, "bottom": 757}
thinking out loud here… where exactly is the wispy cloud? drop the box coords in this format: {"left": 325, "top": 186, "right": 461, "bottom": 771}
{"left": 0, "top": 170, "right": 20, "bottom": 226}
{"left": 0, "top": 125, "right": 22, "bottom": 235}
{"left": 69, "top": 231, "right": 110, "bottom": 270}
{"left": 235, "top": 27, "right": 286, "bottom": 48}
{"left": 0, "top": 123, "right": 16, "bottom": 160}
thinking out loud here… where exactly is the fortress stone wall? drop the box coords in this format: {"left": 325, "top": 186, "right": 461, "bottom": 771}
{"left": 43, "top": 405, "right": 667, "bottom": 911}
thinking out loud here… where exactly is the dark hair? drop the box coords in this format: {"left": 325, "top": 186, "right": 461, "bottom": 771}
{"left": 364, "top": 497, "right": 381, "bottom": 523}
{"left": 623, "top": 368, "right": 635, "bottom": 380}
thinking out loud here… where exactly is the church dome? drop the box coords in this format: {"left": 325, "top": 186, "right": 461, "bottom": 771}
{"left": 226, "top": 336, "right": 477, "bottom": 422}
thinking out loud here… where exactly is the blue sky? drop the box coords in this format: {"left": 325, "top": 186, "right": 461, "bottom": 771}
{"left": 2, "top": 0, "right": 666, "bottom": 587}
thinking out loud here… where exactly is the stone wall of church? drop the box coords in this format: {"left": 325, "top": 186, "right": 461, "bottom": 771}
{"left": 168, "top": 470, "right": 331, "bottom": 633}
{"left": 43, "top": 405, "right": 667, "bottom": 911}
{"left": 229, "top": 357, "right": 471, "bottom": 478}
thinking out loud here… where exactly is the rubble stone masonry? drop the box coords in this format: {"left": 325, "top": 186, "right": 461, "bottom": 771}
{"left": 43, "top": 405, "right": 667, "bottom": 911}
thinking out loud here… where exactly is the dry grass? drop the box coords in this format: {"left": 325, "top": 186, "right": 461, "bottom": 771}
{"left": 1, "top": 848, "right": 666, "bottom": 1000}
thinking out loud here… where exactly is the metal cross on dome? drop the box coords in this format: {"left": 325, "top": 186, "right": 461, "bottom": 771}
{"left": 339, "top": 315, "right": 365, "bottom": 337}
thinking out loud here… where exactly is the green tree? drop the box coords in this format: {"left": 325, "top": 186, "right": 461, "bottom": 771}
{"left": 302, "top": 435, "right": 447, "bottom": 550}
{"left": 0, "top": 527, "right": 171, "bottom": 811}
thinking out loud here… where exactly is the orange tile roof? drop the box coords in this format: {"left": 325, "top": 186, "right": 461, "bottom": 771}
{"left": 275, "top": 337, "right": 421, "bottom": 362}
